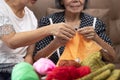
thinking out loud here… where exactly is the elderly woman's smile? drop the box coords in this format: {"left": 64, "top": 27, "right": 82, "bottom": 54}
{"left": 59, "top": 0, "right": 84, "bottom": 13}
{"left": 70, "top": 2, "right": 81, "bottom": 7}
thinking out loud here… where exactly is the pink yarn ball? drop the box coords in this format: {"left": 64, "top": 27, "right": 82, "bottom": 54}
{"left": 33, "top": 58, "right": 56, "bottom": 75}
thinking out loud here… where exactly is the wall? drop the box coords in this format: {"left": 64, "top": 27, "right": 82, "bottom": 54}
{"left": 28, "top": 0, "right": 55, "bottom": 20}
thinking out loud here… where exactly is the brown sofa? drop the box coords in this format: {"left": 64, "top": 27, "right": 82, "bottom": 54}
{"left": 87, "top": 0, "right": 120, "bottom": 69}
{"left": 28, "top": 0, "right": 120, "bottom": 68}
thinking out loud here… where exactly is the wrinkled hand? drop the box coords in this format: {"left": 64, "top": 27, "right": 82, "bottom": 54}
{"left": 50, "top": 23, "right": 76, "bottom": 41}
{"left": 53, "top": 36, "right": 69, "bottom": 46}
{"left": 77, "top": 26, "right": 97, "bottom": 40}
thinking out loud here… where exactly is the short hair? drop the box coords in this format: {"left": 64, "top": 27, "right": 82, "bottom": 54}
{"left": 55, "top": 0, "right": 88, "bottom": 9}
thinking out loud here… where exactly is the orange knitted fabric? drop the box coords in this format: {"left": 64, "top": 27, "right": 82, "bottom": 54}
{"left": 58, "top": 32, "right": 101, "bottom": 63}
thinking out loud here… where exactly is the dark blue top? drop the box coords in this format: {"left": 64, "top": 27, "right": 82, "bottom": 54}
{"left": 34, "top": 12, "right": 112, "bottom": 64}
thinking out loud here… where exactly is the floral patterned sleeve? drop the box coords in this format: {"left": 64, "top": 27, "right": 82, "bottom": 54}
{"left": 0, "top": 16, "right": 15, "bottom": 39}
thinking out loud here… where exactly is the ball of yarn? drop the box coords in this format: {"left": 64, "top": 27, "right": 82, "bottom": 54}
{"left": 58, "top": 60, "right": 81, "bottom": 67}
{"left": 11, "top": 62, "right": 39, "bottom": 80}
{"left": 46, "top": 66, "right": 91, "bottom": 80}
{"left": 33, "top": 58, "right": 56, "bottom": 75}
{"left": 46, "top": 66, "right": 73, "bottom": 80}
{"left": 76, "top": 66, "right": 91, "bottom": 78}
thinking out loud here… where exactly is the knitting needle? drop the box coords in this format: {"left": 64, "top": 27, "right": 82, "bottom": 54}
{"left": 93, "top": 17, "right": 97, "bottom": 29}
{"left": 93, "top": 18, "right": 109, "bottom": 53}
{"left": 49, "top": 18, "right": 60, "bottom": 58}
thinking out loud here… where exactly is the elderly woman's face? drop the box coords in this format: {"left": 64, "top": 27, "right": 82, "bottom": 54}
{"left": 61, "top": 0, "right": 85, "bottom": 13}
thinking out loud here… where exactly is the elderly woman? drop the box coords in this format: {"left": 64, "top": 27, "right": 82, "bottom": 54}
{"left": 0, "top": 0, "right": 76, "bottom": 80}
{"left": 34, "top": 0, "right": 116, "bottom": 64}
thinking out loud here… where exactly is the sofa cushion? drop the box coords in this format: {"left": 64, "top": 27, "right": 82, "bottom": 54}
{"left": 108, "top": 19, "right": 120, "bottom": 68}
{"left": 87, "top": 0, "right": 111, "bottom": 9}
{"left": 109, "top": 19, "right": 120, "bottom": 44}
{"left": 113, "top": 44, "right": 120, "bottom": 69}
{"left": 87, "top": 0, "right": 120, "bottom": 20}
{"left": 28, "top": 0, "right": 56, "bottom": 20}
{"left": 47, "top": 8, "right": 64, "bottom": 15}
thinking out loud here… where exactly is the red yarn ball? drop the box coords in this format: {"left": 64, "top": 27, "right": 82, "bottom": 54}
{"left": 46, "top": 66, "right": 72, "bottom": 80}
{"left": 76, "top": 66, "right": 91, "bottom": 78}
{"left": 46, "top": 66, "right": 91, "bottom": 80}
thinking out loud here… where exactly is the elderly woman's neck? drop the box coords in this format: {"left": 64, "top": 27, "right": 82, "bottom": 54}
{"left": 5, "top": 0, "right": 25, "bottom": 18}
{"left": 65, "top": 12, "right": 81, "bottom": 29}
{"left": 65, "top": 12, "right": 80, "bottom": 22}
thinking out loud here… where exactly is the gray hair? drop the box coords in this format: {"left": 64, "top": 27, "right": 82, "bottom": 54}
{"left": 55, "top": 0, "right": 88, "bottom": 9}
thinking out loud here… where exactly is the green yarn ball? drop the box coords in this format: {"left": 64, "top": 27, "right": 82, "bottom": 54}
{"left": 11, "top": 62, "right": 39, "bottom": 80}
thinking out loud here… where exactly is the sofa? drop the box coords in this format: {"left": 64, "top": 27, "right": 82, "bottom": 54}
{"left": 28, "top": 0, "right": 120, "bottom": 68}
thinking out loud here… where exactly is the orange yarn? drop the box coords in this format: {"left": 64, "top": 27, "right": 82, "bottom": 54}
{"left": 58, "top": 32, "right": 102, "bottom": 63}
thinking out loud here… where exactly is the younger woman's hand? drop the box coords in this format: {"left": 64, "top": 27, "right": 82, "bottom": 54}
{"left": 53, "top": 36, "right": 69, "bottom": 46}
{"left": 50, "top": 23, "right": 76, "bottom": 40}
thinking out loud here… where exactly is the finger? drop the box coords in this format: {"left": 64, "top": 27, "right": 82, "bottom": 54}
{"left": 62, "top": 30, "right": 75, "bottom": 39}
{"left": 82, "top": 34, "right": 94, "bottom": 39}
{"left": 61, "top": 39, "right": 68, "bottom": 44}
{"left": 63, "top": 23, "right": 76, "bottom": 33}
{"left": 84, "top": 32, "right": 95, "bottom": 36}
{"left": 79, "top": 30, "right": 94, "bottom": 35}
{"left": 78, "top": 27, "right": 94, "bottom": 32}
{"left": 61, "top": 27, "right": 76, "bottom": 37}
{"left": 86, "top": 36, "right": 93, "bottom": 39}
{"left": 59, "top": 33, "right": 71, "bottom": 41}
